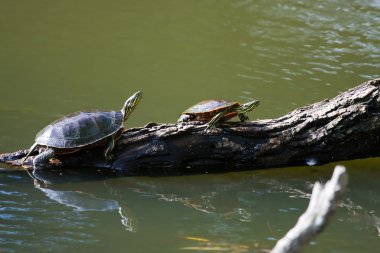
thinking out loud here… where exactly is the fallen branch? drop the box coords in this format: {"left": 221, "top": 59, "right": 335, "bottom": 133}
{"left": 271, "top": 165, "right": 348, "bottom": 253}
{"left": 1, "top": 78, "right": 380, "bottom": 175}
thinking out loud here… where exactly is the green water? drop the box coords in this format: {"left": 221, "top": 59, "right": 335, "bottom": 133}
{"left": 0, "top": 0, "right": 379, "bottom": 252}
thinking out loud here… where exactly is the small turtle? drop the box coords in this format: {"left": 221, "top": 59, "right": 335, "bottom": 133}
{"left": 22, "top": 91, "right": 143, "bottom": 168}
{"left": 178, "top": 99, "right": 259, "bottom": 129}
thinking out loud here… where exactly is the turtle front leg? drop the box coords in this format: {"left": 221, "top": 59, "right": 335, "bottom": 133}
{"left": 205, "top": 110, "right": 228, "bottom": 130}
{"left": 238, "top": 113, "right": 249, "bottom": 122}
{"left": 104, "top": 137, "right": 115, "bottom": 161}
{"left": 33, "top": 148, "right": 55, "bottom": 168}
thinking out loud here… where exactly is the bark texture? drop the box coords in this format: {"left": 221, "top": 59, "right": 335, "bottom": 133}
{"left": 1, "top": 78, "right": 380, "bottom": 175}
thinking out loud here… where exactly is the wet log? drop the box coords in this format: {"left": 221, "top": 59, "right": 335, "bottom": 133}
{"left": 1, "top": 78, "right": 380, "bottom": 175}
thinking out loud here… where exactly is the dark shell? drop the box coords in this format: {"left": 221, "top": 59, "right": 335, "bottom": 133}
{"left": 183, "top": 100, "right": 240, "bottom": 114}
{"left": 35, "top": 111, "right": 123, "bottom": 148}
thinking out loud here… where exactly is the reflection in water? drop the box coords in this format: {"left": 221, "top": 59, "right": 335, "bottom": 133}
{"left": 35, "top": 184, "right": 119, "bottom": 212}
{"left": 180, "top": 235, "right": 251, "bottom": 252}
{"left": 32, "top": 178, "right": 138, "bottom": 233}
{"left": 1, "top": 166, "right": 380, "bottom": 252}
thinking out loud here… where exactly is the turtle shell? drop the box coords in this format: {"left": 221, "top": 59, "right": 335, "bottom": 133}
{"left": 35, "top": 110, "right": 123, "bottom": 149}
{"left": 182, "top": 100, "right": 240, "bottom": 122}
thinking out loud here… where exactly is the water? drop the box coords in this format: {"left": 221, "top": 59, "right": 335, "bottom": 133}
{"left": 0, "top": 0, "right": 379, "bottom": 252}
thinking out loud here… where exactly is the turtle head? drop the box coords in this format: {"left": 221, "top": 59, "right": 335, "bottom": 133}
{"left": 239, "top": 100, "right": 260, "bottom": 113}
{"left": 121, "top": 91, "right": 143, "bottom": 121}
{"left": 177, "top": 114, "right": 194, "bottom": 123}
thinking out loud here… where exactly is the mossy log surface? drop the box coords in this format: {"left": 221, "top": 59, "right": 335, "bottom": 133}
{"left": 1, "top": 79, "right": 380, "bottom": 176}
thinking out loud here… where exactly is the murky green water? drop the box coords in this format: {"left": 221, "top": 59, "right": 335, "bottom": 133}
{"left": 0, "top": 0, "right": 379, "bottom": 252}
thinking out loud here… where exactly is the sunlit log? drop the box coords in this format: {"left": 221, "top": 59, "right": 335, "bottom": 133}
{"left": 1, "top": 78, "right": 380, "bottom": 175}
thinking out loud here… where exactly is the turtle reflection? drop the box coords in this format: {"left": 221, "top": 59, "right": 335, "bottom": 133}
{"left": 33, "top": 179, "right": 137, "bottom": 232}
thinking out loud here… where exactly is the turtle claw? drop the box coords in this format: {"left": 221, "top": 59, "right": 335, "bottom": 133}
{"left": 105, "top": 153, "right": 115, "bottom": 162}
{"left": 204, "top": 123, "right": 213, "bottom": 131}
{"left": 238, "top": 113, "right": 249, "bottom": 122}
{"left": 32, "top": 148, "right": 55, "bottom": 169}
{"left": 204, "top": 123, "right": 220, "bottom": 133}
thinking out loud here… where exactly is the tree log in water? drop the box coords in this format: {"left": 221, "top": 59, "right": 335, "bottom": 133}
{"left": 1, "top": 78, "right": 380, "bottom": 175}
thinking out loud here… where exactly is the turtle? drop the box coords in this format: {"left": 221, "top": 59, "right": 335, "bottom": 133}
{"left": 21, "top": 91, "right": 143, "bottom": 168}
{"left": 177, "top": 99, "right": 259, "bottom": 129}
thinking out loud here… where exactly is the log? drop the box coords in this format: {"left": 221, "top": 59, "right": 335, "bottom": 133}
{"left": 1, "top": 78, "right": 380, "bottom": 176}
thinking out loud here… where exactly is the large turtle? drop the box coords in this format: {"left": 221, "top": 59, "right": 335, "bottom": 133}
{"left": 178, "top": 99, "right": 259, "bottom": 129}
{"left": 22, "top": 91, "right": 143, "bottom": 168}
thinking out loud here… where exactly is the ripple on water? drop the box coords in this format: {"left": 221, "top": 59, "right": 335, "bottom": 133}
{"left": 0, "top": 174, "right": 102, "bottom": 252}
{"left": 0, "top": 190, "right": 27, "bottom": 197}
{"left": 228, "top": 0, "right": 380, "bottom": 88}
